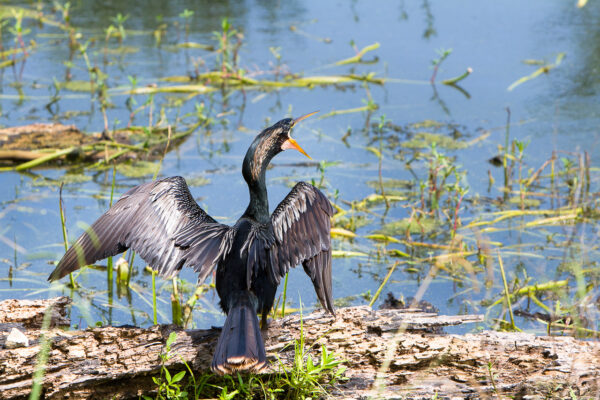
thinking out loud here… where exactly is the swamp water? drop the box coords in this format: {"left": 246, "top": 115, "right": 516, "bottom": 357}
{"left": 0, "top": 1, "right": 599, "bottom": 336}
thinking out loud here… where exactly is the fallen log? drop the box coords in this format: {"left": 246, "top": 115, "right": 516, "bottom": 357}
{"left": 0, "top": 297, "right": 70, "bottom": 329}
{"left": 0, "top": 123, "right": 182, "bottom": 168}
{"left": 0, "top": 297, "right": 598, "bottom": 399}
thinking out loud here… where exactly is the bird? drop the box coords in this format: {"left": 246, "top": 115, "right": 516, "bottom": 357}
{"left": 48, "top": 112, "right": 335, "bottom": 375}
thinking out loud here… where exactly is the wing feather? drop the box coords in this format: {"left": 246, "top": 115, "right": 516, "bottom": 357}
{"left": 49, "top": 176, "right": 231, "bottom": 283}
{"left": 270, "top": 182, "right": 335, "bottom": 314}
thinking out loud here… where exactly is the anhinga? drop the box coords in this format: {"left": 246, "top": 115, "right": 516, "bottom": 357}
{"left": 48, "top": 112, "right": 335, "bottom": 375}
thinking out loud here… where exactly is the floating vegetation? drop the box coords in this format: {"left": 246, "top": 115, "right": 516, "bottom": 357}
{"left": 335, "top": 42, "right": 380, "bottom": 66}
{"left": 31, "top": 172, "right": 92, "bottom": 186}
{"left": 401, "top": 131, "right": 468, "bottom": 150}
{"left": 117, "top": 161, "right": 159, "bottom": 178}
{"left": 508, "top": 53, "right": 566, "bottom": 91}
{"left": 377, "top": 217, "right": 439, "bottom": 236}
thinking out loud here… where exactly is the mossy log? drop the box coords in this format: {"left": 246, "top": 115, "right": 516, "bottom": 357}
{"left": 0, "top": 297, "right": 598, "bottom": 399}
{"left": 0, "top": 123, "right": 177, "bottom": 167}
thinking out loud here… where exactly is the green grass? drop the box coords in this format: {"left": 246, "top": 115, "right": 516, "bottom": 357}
{"left": 145, "top": 310, "right": 346, "bottom": 400}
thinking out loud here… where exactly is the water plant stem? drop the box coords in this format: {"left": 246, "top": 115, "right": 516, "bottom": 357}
{"left": 281, "top": 272, "right": 289, "bottom": 318}
{"left": 152, "top": 270, "right": 158, "bottom": 325}
{"left": 29, "top": 304, "right": 54, "bottom": 400}
{"left": 107, "top": 165, "right": 116, "bottom": 298}
{"left": 335, "top": 42, "right": 380, "bottom": 65}
{"left": 503, "top": 107, "right": 511, "bottom": 198}
{"left": 369, "top": 261, "right": 399, "bottom": 307}
{"left": 442, "top": 67, "right": 472, "bottom": 85}
{"left": 126, "top": 250, "right": 135, "bottom": 288}
{"left": 15, "top": 147, "right": 75, "bottom": 171}
{"left": 497, "top": 251, "right": 516, "bottom": 330}
{"left": 59, "top": 183, "right": 76, "bottom": 288}
{"left": 171, "top": 277, "right": 182, "bottom": 326}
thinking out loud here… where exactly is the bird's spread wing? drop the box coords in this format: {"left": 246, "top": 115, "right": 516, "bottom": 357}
{"left": 269, "top": 182, "right": 335, "bottom": 314}
{"left": 49, "top": 176, "right": 232, "bottom": 284}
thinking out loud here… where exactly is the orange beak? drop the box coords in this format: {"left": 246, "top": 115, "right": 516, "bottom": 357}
{"left": 282, "top": 111, "right": 318, "bottom": 159}
{"left": 282, "top": 137, "right": 311, "bottom": 159}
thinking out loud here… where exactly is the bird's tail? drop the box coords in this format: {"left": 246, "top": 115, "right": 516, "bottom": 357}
{"left": 211, "top": 292, "right": 267, "bottom": 375}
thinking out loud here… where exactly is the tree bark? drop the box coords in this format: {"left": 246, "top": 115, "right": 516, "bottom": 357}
{"left": 0, "top": 297, "right": 598, "bottom": 399}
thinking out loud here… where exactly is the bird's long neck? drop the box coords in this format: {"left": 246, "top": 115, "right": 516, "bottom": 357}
{"left": 242, "top": 137, "right": 275, "bottom": 224}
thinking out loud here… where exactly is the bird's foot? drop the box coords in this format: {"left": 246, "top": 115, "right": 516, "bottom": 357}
{"left": 260, "top": 315, "right": 269, "bottom": 331}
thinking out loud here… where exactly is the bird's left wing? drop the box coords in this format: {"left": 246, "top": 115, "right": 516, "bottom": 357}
{"left": 268, "top": 182, "right": 335, "bottom": 314}
{"left": 49, "top": 176, "right": 232, "bottom": 284}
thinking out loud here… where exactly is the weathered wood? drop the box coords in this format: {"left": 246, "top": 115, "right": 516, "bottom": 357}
{"left": 0, "top": 297, "right": 70, "bottom": 329}
{"left": 0, "top": 298, "right": 598, "bottom": 399}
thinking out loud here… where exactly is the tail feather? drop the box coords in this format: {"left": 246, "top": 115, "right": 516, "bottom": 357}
{"left": 211, "top": 294, "right": 267, "bottom": 375}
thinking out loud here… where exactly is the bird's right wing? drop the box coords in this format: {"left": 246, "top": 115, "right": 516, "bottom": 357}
{"left": 49, "top": 176, "right": 232, "bottom": 284}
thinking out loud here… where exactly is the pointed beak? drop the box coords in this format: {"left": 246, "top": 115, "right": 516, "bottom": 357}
{"left": 282, "top": 137, "right": 311, "bottom": 159}
{"left": 281, "top": 111, "right": 317, "bottom": 159}
{"left": 291, "top": 110, "right": 319, "bottom": 127}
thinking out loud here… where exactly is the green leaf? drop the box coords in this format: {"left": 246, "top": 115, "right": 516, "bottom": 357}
{"left": 365, "top": 146, "right": 381, "bottom": 158}
{"left": 306, "top": 354, "right": 314, "bottom": 371}
{"left": 171, "top": 370, "right": 186, "bottom": 383}
{"left": 166, "top": 331, "right": 177, "bottom": 347}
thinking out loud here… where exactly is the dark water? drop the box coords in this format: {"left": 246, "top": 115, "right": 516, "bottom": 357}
{"left": 1, "top": 1, "right": 599, "bottom": 333}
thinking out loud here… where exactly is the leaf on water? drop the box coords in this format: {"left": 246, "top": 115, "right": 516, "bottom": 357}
{"left": 376, "top": 216, "right": 438, "bottom": 236}
{"left": 102, "top": 46, "right": 140, "bottom": 55}
{"left": 365, "top": 147, "right": 381, "bottom": 158}
{"left": 388, "top": 249, "right": 410, "bottom": 258}
{"left": 522, "top": 59, "right": 545, "bottom": 66}
{"left": 128, "top": 84, "right": 216, "bottom": 94}
{"left": 161, "top": 75, "right": 193, "bottom": 83}
{"left": 176, "top": 42, "right": 215, "bottom": 51}
{"left": 60, "top": 80, "right": 93, "bottom": 92}
{"left": 331, "top": 227, "right": 357, "bottom": 239}
{"left": 117, "top": 161, "right": 158, "bottom": 178}
{"left": 333, "top": 215, "right": 372, "bottom": 230}
{"left": 366, "top": 179, "right": 412, "bottom": 190}
{"left": 186, "top": 176, "right": 211, "bottom": 187}
{"left": 355, "top": 194, "right": 406, "bottom": 208}
{"left": 331, "top": 250, "right": 369, "bottom": 258}
{"left": 507, "top": 53, "right": 566, "bottom": 91}
{"left": 32, "top": 173, "right": 92, "bottom": 187}
{"left": 508, "top": 196, "right": 541, "bottom": 208}
{"left": 365, "top": 234, "right": 402, "bottom": 244}
{"left": 402, "top": 132, "right": 468, "bottom": 150}
{"left": 409, "top": 120, "right": 444, "bottom": 129}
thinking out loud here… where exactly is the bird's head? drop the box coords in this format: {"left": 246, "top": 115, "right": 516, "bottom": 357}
{"left": 243, "top": 112, "right": 317, "bottom": 183}
{"left": 270, "top": 111, "right": 317, "bottom": 159}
